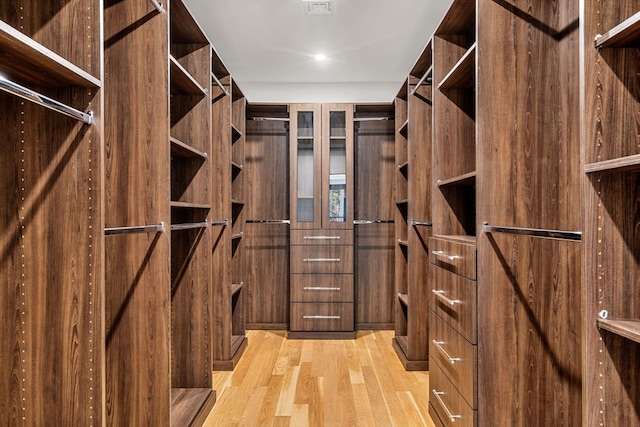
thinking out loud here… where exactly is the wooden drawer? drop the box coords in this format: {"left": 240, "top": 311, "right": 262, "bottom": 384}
{"left": 290, "top": 274, "right": 353, "bottom": 303}
{"left": 290, "top": 245, "right": 353, "bottom": 274}
{"left": 290, "top": 302, "right": 354, "bottom": 331}
{"left": 429, "top": 236, "right": 476, "bottom": 280}
{"left": 290, "top": 229, "right": 354, "bottom": 246}
{"left": 429, "top": 312, "right": 477, "bottom": 409}
{"left": 430, "top": 265, "right": 477, "bottom": 344}
{"left": 429, "top": 361, "right": 477, "bottom": 427}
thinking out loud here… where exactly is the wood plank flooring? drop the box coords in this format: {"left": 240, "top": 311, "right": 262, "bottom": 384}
{"left": 203, "top": 330, "right": 437, "bottom": 427}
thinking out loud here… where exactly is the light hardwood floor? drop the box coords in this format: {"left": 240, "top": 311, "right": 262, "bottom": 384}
{"left": 203, "top": 330, "right": 437, "bottom": 427}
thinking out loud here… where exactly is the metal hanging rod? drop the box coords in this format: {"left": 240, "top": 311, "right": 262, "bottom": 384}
{"left": 148, "top": 0, "right": 165, "bottom": 13}
{"left": 411, "top": 220, "right": 433, "bottom": 227}
{"left": 211, "top": 219, "right": 228, "bottom": 226}
{"left": 210, "top": 72, "right": 229, "bottom": 96}
{"left": 248, "top": 117, "right": 290, "bottom": 122}
{"left": 170, "top": 221, "right": 209, "bottom": 231}
{"left": 245, "top": 219, "right": 290, "bottom": 224}
{"left": 353, "top": 117, "right": 392, "bottom": 122}
{"left": 410, "top": 65, "right": 433, "bottom": 96}
{"left": 105, "top": 222, "right": 165, "bottom": 236}
{"left": 353, "top": 219, "right": 394, "bottom": 224}
{"left": 483, "top": 222, "right": 582, "bottom": 241}
{"left": 0, "top": 75, "right": 93, "bottom": 124}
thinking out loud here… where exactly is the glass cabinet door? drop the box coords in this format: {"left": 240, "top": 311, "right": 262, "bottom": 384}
{"left": 296, "top": 111, "right": 315, "bottom": 223}
{"left": 322, "top": 104, "right": 353, "bottom": 228}
{"left": 328, "top": 111, "right": 347, "bottom": 223}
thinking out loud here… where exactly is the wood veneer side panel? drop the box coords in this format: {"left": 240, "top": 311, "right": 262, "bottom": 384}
{"left": 476, "top": 0, "right": 582, "bottom": 425}
{"left": 354, "top": 118, "right": 395, "bottom": 326}
{"left": 244, "top": 119, "right": 290, "bottom": 326}
{"left": 211, "top": 80, "right": 232, "bottom": 362}
{"left": 0, "top": 90, "right": 104, "bottom": 424}
{"left": 103, "top": 1, "right": 171, "bottom": 424}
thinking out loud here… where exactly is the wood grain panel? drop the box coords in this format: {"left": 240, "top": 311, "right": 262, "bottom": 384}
{"left": 0, "top": 89, "right": 103, "bottom": 424}
{"left": 244, "top": 115, "right": 290, "bottom": 327}
{"left": 475, "top": 0, "right": 582, "bottom": 425}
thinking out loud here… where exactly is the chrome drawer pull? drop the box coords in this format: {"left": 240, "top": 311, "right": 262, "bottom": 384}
{"left": 303, "top": 235, "right": 341, "bottom": 240}
{"left": 303, "top": 315, "right": 341, "bottom": 319}
{"left": 432, "top": 340, "right": 461, "bottom": 365}
{"left": 431, "top": 250, "right": 460, "bottom": 261}
{"left": 432, "top": 389, "right": 462, "bottom": 422}
{"left": 303, "top": 258, "right": 341, "bottom": 262}
{"left": 432, "top": 290, "right": 460, "bottom": 306}
{"left": 303, "top": 287, "right": 341, "bottom": 291}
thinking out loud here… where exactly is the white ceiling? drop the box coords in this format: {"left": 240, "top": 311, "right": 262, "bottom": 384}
{"left": 183, "top": 0, "right": 453, "bottom": 104}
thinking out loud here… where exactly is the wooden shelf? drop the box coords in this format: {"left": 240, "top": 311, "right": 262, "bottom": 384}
{"left": 170, "top": 201, "right": 211, "bottom": 210}
{"left": 436, "top": 170, "right": 476, "bottom": 187}
{"left": 0, "top": 20, "right": 100, "bottom": 88}
{"left": 398, "top": 119, "right": 409, "bottom": 137}
{"left": 584, "top": 154, "right": 640, "bottom": 174}
{"left": 438, "top": 43, "right": 476, "bottom": 90}
{"left": 397, "top": 239, "right": 409, "bottom": 247}
{"left": 435, "top": 0, "right": 476, "bottom": 35}
{"left": 170, "top": 0, "right": 209, "bottom": 44}
{"left": 170, "top": 137, "right": 208, "bottom": 159}
{"left": 230, "top": 283, "right": 243, "bottom": 297}
{"left": 398, "top": 161, "right": 409, "bottom": 176}
{"left": 396, "top": 199, "right": 409, "bottom": 205}
{"left": 595, "top": 11, "right": 640, "bottom": 49}
{"left": 597, "top": 318, "right": 640, "bottom": 344}
{"left": 170, "top": 388, "right": 215, "bottom": 427}
{"left": 170, "top": 56, "right": 207, "bottom": 96}
{"left": 433, "top": 234, "right": 477, "bottom": 245}
{"left": 231, "top": 199, "right": 245, "bottom": 206}
{"left": 397, "top": 293, "right": 409, "bottom": 307}
{"left": 231, "top": 123, "right": 243, "bottom": 142}
{"left": 231, "top": 232, "right": 243, "bottom": 240}
{"left": 231, "top": 161, "right": 243, "bottom": 176}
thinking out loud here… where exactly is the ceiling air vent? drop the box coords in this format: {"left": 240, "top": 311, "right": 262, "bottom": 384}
{"left": 304, "top": 1, "right": 334, "bottom": 15}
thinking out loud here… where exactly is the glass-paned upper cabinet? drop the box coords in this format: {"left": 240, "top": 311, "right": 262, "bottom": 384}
{"left": 290, "top": 103, "right": 353, "bottom": 229}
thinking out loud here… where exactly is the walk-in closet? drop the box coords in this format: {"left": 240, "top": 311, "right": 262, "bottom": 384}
{"left": 1, "top": 0, "right": 639, "bottom": 426}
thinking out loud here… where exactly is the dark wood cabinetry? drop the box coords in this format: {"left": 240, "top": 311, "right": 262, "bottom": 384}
{"left": 289, "top": 103, "right": 355, "bottom": 338}
{"left": 393, "top": 41, "right": 434, "bottom": 370}
{"left": 582, "top": 2, "right": 640, "bottom": 425}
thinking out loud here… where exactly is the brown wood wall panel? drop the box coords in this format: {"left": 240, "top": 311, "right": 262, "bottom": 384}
{"left": 244, "top": 118, "right": 290, "bottom": 326}
{"left": 476, "top": 0, "right": 582, "bottom": 425}
{"left": 0, "top": 88, "right": 103, "bottom": 424}
{"left": 103, "top": 1, "right": 171, "bottom": 424}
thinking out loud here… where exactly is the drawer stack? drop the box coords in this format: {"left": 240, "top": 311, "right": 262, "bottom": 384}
{"left": 289, "top": 229, "right": 355, "bottom": 338}
{"left": 428, "top": 236, "right": 478, "bottom": 427}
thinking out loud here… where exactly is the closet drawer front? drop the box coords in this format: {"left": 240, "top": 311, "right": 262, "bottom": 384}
{"left": 429, "top": 312, "right": 476, "bottom": 408}
{"left": 290, "top": 302, "right": 354, "bottom": 331}
{"left": 430, "top": 265, "right": 477, "bottom": 344}
{"left": 290, "top": 274, "right": 353, "bottom": 303}
{"left": 429, "top": 237, "right": 476, "bottom": 280}
{"left": 429, "top": 361, "right": 477, "bottom": 427}
{"left": 290, "top": 229, "right": 354, "bottom": 246}
{"left": 290, "top": 246, "right": 353, "bottom": 274}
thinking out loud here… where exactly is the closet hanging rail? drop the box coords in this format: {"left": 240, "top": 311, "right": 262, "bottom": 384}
{"left": 483, "top": 222, "right": 582, "bottom": 241}
{"left": 148, "top": 0, "right": 165, "bottom": 13}
{"left": 170, "top": 221, "right": 209, "bottom": 231}
{"left": 411, "top": 220, "right": 433, "bottom": 227}
{"left": 410, "top": 65, "right": 433, "bottom": 95}
{"left": 353, "top": 219, "right": 394, "bottom": 224}
{"left": 248, "top": 117, "right": 290, "bottom": 122}
{"left": 105, "top": 223, "right": 165, "bottom": 236}
{"left": 245, "top": 219, "right": 290, "bottom": 224}
{"left": 210, "top": 72, "right": 229, "bottom": 96}
{"left": 0, "top": 75, "right": 93, "bottom": 124}
{"left": 353, "top": 116, "right": 392, "bottom": 122}
{"left": 211, "top": 220, "right": 228, "bottom": 226}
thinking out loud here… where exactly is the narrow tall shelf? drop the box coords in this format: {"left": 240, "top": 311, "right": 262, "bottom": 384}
{"left": 582, "top": 3, "right": 640, "bottom": 425}
{"left": 392, "top": 39, "right": 433, "bottom": 371}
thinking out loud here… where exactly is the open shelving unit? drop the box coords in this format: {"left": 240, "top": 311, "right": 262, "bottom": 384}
{"left": 0, "top": 2, "right": 103, "bottom": 425}
{"left": 582, "top": 2, "right": 640, "bottom": 425}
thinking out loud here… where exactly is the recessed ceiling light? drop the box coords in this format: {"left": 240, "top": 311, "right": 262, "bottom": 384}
{"left": 314, "top": 53, "right": 327, "bottom": 61}
{"left": 304, "top": 1, "right": 334, "bottom": 15}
